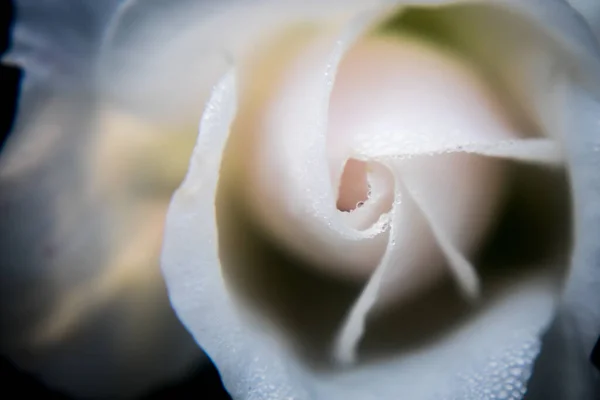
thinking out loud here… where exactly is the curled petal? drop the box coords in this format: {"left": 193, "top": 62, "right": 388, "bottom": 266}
{"left": 1, "top": 2, "right": 200, "bottom": 397}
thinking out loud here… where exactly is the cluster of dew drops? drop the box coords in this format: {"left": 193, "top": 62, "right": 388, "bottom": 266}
{"left": 441, "top": 339, "right": 540, "bottom": 400}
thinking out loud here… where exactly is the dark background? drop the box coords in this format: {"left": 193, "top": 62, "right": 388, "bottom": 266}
{"left": 0, "top": 0, "right": 230, "bottom": 398}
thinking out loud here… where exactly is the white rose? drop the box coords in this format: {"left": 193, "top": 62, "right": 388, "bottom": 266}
{"left": 1, "top": 0, "right": 599, "bottom": 399}
{"left": 153, "top": 1, "right": 600, "bottom": 399}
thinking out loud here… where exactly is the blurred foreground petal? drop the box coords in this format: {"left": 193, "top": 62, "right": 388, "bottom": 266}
{"left": 1, "top": 1, "right": 202, "bottom": 398}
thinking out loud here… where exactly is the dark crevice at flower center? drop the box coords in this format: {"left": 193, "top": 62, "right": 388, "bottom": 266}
{"left": 476, "top": 163, "right": 571, "bottom": 272}
{"left": 336, "top": 158, "right": 370, "bottom": 212}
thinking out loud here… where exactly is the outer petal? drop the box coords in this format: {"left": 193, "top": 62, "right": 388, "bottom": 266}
{"left": 567, "top": 0, "right": 600, "bottom": 39}
{"left": 460, "top": 0, "right": 600, "bottom": 397}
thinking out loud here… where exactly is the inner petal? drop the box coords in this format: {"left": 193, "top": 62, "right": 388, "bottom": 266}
{"left": 337, "top": 159, "right": 369, "bottom": 212}
{"left": 327, "top": 34, "right": 529, "bottom": 164}
{"left": 228, "top": 19, "right": 392, "bottom": 281}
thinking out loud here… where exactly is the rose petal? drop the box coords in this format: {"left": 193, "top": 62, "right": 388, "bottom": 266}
{"left": 223, "top": 10, "right": 394, "bottom": 284}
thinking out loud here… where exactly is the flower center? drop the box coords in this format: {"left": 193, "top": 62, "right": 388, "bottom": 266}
{"left": 336, "top": 158, "right": 369, "bottom": 212}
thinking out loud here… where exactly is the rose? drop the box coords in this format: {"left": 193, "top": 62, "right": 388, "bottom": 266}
{"left": 1, "top": 1, "right": 599, "bottom": 400}
{"left": 151, "top": 1, "right": 600, "bottom": 399}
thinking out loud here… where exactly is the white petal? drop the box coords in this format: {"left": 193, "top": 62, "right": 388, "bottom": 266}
{"left": 525, "top": 81, "right": 600, "bottom": 400}
{"left": 223, "top": 10, "right": 396, "bottom": 283}
{"left": 567, "top": 0, "right": 600, "bottom": 39}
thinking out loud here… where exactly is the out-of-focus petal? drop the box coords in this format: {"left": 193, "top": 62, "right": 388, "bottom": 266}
{"left": 0, "top": 97, "right": 201, "bottom": 399}
{"left": 1, "top": 1, "right": 201, "bottom": 398}
{"left": 567, "top": 0, "right": 600, "bottom": 38}
{"left": 4, "top": 0, "right": 121, "bottom": 86}
{"left": 524, "top": 83, "right": 600, "bottom": 400}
